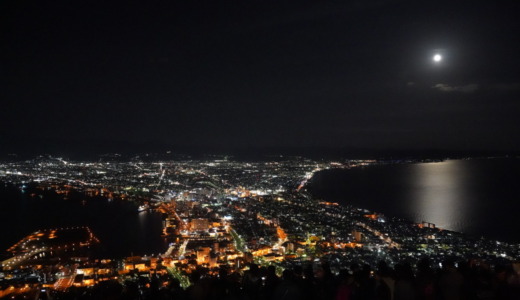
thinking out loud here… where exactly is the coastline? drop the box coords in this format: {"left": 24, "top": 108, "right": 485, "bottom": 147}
{"left": 307, "top": 157, "right": 520, "bottom": 244}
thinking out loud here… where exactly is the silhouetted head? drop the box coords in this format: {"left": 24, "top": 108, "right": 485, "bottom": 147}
{"left": 395, "top": 262, "right": 414, "bottom": 280}
{"left": 267, "top": 265, "right": 277, "bottom": 277}
{"left": 293, "top": 265, "right": 303, "bottom": 278}
{"left": 219, "top": 267, "right": 228, "bottom": 279}
{"left": 304, "top": 264, "right": 314, "bottom": 280}
{"left": 282, "top": 269, "right": 295, "bottom": 281}
{"left": 377, "top": 260, "right": 392, "bottom": 277}
{"left": 249, "top": 263, "right": 259, "bottom": 274}
{"left": 442, "top": 259, "right": 456, "bottom": 271}
{"left": 190, "top": 270, "right": 201, "bottom": 282}
{"left": 350, "top": 263, "right": 360, "bottom": 272}
{"left": 417, "top": 257, "right": 432, "bottom": 273}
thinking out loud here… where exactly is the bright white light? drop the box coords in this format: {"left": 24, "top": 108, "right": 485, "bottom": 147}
{"left": 433, "top": 54, "right": 442, "bottom": 62}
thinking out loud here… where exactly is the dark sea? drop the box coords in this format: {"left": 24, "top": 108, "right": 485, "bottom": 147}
{"left": 309, "top": 158, "right": 520, "bottom": 243}
{"left": 0, "top": 189, "right": 167, "bottom": 258}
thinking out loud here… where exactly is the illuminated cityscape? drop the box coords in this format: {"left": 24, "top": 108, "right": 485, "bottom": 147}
{"left": 1, "top": 156, "right": 519, "bottom": 298}
{"left": 3, "top": 0, "right": 520, "bottom": 298}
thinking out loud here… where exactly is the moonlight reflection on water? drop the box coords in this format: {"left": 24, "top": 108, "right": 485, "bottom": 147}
{"left": 411, "top": 161, "right": 473, "bottom": 232}
{"left": 309, "top": 158, "right": 520, "bottom": 243}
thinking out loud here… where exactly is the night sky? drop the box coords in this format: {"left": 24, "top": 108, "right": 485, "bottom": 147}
{"left": 2, "top": 0, "right": 520, "bottom": 156}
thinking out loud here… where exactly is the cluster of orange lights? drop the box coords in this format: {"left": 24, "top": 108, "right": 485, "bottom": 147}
{"left": 333, "top": 242, "right": 363, "bottom": 249}
{"left": 319, "top": 201, "right": 339, "bottom": 206}
{"left": 276, "top": 227, "right": 287, "bottom": 241}
{"left": 364, "top": 214, "right": 378, "bottom": 220}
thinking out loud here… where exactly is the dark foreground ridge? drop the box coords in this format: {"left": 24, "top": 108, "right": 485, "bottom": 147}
{"left": 11, "top": 260, "right": 520, "bottom": 300}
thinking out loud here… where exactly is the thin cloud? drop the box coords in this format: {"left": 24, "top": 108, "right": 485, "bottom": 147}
{"left": 432, "top": 83, "right": 479, "bottom": 93}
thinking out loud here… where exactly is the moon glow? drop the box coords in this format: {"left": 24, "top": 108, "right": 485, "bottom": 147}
{"left": 433, "top": 54, "right": 442, "bottom": 62}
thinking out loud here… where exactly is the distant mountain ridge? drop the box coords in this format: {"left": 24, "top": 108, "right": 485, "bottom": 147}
{"left": 0, "top": 133, "right": 518, "bottom": 160}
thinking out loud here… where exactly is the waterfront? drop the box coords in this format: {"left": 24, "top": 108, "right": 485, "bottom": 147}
{"left": 309, "top": 158, "right": 520, "bottom": 243}
{"left": 0, "top": 189, "right": 166, "bottom": 258}
{"left": 2, "top": 157, "right": 519, "bottom": 258}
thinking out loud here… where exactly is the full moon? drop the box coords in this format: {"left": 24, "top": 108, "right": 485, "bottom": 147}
{"left": 433, "top": 54, "right": 442, "bottom": 62}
